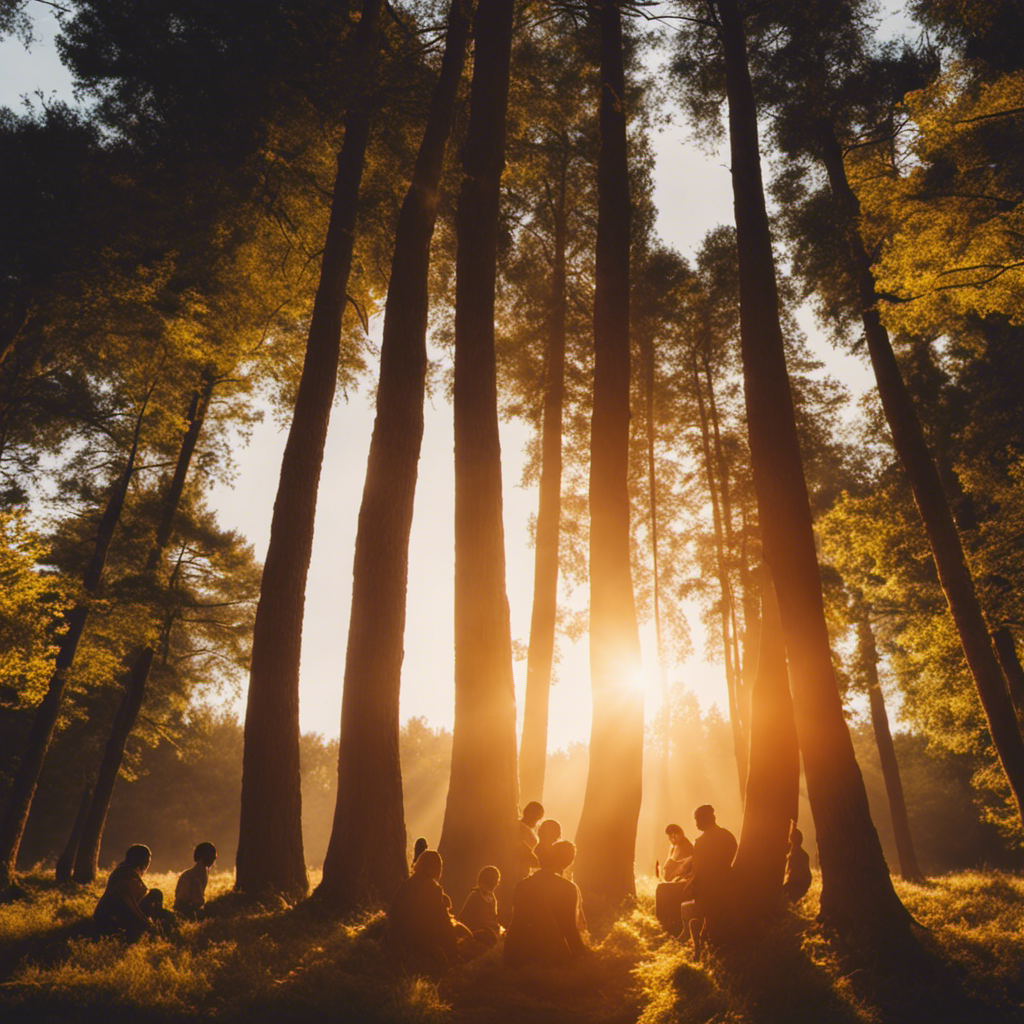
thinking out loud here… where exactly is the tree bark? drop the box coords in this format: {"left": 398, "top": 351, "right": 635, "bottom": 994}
{"left": 519, "top": 156, "right": 568, "bottom": 806}
{"left": 714, "top": 0, "right": 909, "bottom": 938}
{"left": 0, "top": 395, "right": 149, "bottom": 892}
{"left": 992, "top": 626, "right": 1024, "bottom": 721}
{"left": 236, "top": 0, "right": 383, "bottom": 898}
{"left": 573, "top": 0, "right": 643, "bottom": 904}
{"left": 818, "top": 126, "right": 1024, "bottom": 827}
{"left": 733, "top": 566, "right": 799, "bottom": 913}
{"left": 856, "top": 611, "right": 924, "bottom": 883}
{"left": 55, "top": 785, "right": 92, "bottom": 884}
{"left": 316, "top": 0, "right": 472, "bottom": 911}
{"left": 437, "top": 0, "right": 521, "bottom": 910}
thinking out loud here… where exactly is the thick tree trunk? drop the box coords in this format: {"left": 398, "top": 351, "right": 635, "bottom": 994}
{"left": 992, "top": 627, "right": 1024, "bottom": 721}
{"left": 437, "top": 0, "right": 521, "bottom": 911}
{"left": 694, "top": 355, "right": 746, "bottom": 796}
{"left": 714, "top": 0, "right": 909, "bottom": 938}
{"left": 818, "top": 128, "right": 1024, "bottom": 826}
{"left": 733, "top": 567, "right": 799, "bottom": 913}
{"left": 519, "top": 159, "right": 568, "bottom": 805}
{"left": 0, "top": 399, "right": 149, "bottom": 892}
{"left": 573, "top": 0, "right": 643, "bottom": 904}
{"left": 316, "top": 0, "right": 472, "bottom": 911}
{"left": 69, "top": 378, "right": 215, "bottom": 883}
{"left": 55, "top": 785, "right": 92, "bottom": 883}
{"left": 236, "top": 0, "right": 383, "bottom": 898}
{"left": 856, "top": 612, "right": 924, "bottom": 883}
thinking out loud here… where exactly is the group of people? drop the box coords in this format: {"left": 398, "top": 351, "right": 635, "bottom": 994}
{"left": 387, "top": 800, "right": 586, "bottom": 975}
{"left": 92, "top": 841, "right": 217, "bottom": 940}
{"left": 655, "top": 806, "right": 812, "bottom": 957}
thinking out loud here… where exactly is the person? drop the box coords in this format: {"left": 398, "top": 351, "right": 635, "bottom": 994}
{"left": 678, "top": 805, "right": 737, "bottom": 958}
{"left": 503, "top": 840, "right": 587, "bottom": 968}
{"left": 458, "top": 865, "right": 502, "bottom": 945}
{"left": 412, "top": 836, "right": 428, "bottom": 869}
{"left": 518, "top": 801, "right": 544, "bottom": 873}
{"left": 93, "top": 844, "right": 167, "bottom": 941}
{"left": 782, "top": 824, "right": 812, "bottom": 901}
{"left": 654, "top": 823, "right": 695, "bottom": 934}
{"left": 535, "top": 818, "right": 562, "bottom": 871}
{"left": 174, "top": 842, "right": 217, "bottom": 919}
{"left": 387, "top": 850, "right": 461, "bottom": 975}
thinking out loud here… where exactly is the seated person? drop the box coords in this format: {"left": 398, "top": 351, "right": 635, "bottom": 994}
{"left": 174, "top": 841, "right": 217, "bottom": 919}
{"left": 93, "top": 843, "right": 166, "bottom": 941}
{"left": 782, "top": 824, "right": 812, "bottom": 901}
{"left": 535, "top": 818, "right": 562, "bottom": 872}
{"left": 655, "top": 822, "right": 695, "bottom": 933}
{"left": 411, "top": 836, "right": 428, "bottom": 869}
{"left": 678, "top": 804, "right": 737, "bottom": 958}
{"left": 503, "top": 840, "right": 587, "bottom": 968}
{"left": 518, "top": 801, "right": 544, "bottom": 876}
{"left": 458, "top": 865, "right": 502, "bottom": 946}
{"left": 387, "top": 850, "right": 460, "bottom": 975}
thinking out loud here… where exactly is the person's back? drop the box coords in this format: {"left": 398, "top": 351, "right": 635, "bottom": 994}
{"left": 388, "top": 851, "right": 458, "bottom": 974}
{"left": 175, "top": 842, "right": 217, "bottom": 918}
{"left": 691, "top": 822, "right": 737, "bottom": 903}
{"left": 782, "top": 828, "right": 811, "bottom": 901}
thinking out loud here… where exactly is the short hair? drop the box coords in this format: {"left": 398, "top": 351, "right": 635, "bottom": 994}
{"left": 537, "top": 819, "right": 561, "bottom": 845}
{"left": 790, "top": 827, "right": 804, "bottom": 846}
{"left": 125, "top": 844, "right": 152, "bottom": 869}
{"left": 694, "top": 804, "right": 715, "bottom": 826}
{"left": 665, "top": 822, "right": 684, "bottom": 837}
{"left": 413, "top": 849, "right": 442, "bottom": 880}
{"left": 194, "top": 842, "right": 217, "bottom": 864}
{"left": 551, "top": 840, "right": 576, "bottom": 873}
{"left": 477, "top": 865, "right": 500, "bottom": 889}
{"left": 522, "top": 801, "right": 544, "bottom": 825}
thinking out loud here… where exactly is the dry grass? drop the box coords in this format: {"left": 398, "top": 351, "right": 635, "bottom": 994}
{"left": 1, "top": 869, "right": 1022, "bottom": 1023}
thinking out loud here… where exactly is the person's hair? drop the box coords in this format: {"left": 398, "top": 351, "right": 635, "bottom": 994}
{"left": 665, "top": 822, "right": 684, "bottom": 838}
{"left": 194, "top": 842, "right": 217, "bottom": 864}
{"left": 537, "top": 818, "right": 561, "bottom": 845}
{"left": 124, "top": 844, "right": 152, "bottom": 869}
{"left": 413, "top": 849, "right": 442, "bottom": 880}
{"left": 790, "top": 827, "right": 803, "bottom": 846}
{"left": 694, "top": 804, "right": 715, "bottom": 826}
{"left": 521, "top": 801, "right": 544, "bottom": 826}
{"left": 412, "top": 837, "right": 428, "bottom": 862}
{"left": 477, "top": 865, "right": 500, "bottom": 890}
{"left": 551, "top": 840, "right": 576, "bottom": 873}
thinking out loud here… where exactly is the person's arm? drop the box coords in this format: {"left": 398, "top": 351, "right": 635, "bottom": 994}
{"left": 554, "top": 882, "right": 586, "bottom": 956}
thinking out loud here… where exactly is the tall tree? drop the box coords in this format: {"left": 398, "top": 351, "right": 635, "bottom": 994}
{"left": 236, "top": 0, "right": 384, "bottom": 897}
{"left": 315, "top": 0, "right": 473, "bottom": 910}
{"left": 573, "top": 0, "right": 644, "bottom": 903}
{"left": 437, "top": 0, "right": 521, "bottom": 906}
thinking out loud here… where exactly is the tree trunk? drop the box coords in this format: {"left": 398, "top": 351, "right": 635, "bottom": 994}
{"left": 0, "top": 396, "right": 150, "bottom": 892}
{"left": 818, "top": 126, "right": 1024, "bottom": 827}
{"left": 714, "top": 0, "right": 909, "bottom": 938}
{"left": 69, "top": 378, "right": 215, "bottom": 883}
{"left": 573, "top": 0, "right": 643, "bottom": 904}
{"left": 992, "top": 627, "right": 1024, "bottom": 721}
{"left": 694, "top": 354, "right": 746, "bottom": 796}
{"left": 733, "top": 566, "right": 799, "bottom": 913}
{"left": 316, "top": 0, "right": 472, "bottom": 911}
{"left": 55, "top": 785, "right": 92, "bottom": 884}
{"left": 236, "top": 0, "right": 383, "bottom": 898}
{"left": 856, "top": 611, "right": 924, "bottom": 883}
{"left": 519, "top": 154, "right": 568, "bottom": 805}
{"left": 437, "top": 0, "right": 521, "bottom": 911}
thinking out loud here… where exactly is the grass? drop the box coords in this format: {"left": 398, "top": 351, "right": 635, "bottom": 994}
{"left": 1, "top": 868, "right": 1022, "bottom": 1023}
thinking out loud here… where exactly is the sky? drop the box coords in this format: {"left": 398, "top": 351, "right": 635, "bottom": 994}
{"left": 1, "top": 4, "right": 899, "bottom": 754}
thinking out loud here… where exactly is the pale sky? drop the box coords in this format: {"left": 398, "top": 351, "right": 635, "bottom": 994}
{"left": 1, "top": 5, "right": 892, "bottom": 753}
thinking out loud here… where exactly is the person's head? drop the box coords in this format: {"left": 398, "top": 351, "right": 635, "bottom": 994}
{"left": 521, "top": 801, "right": 545, "bottom": 828}
{"left": 789, "top": 826, "right": 803, "bottom": 848}
{"left": 665, "top": 823, "right": 685, "bottom": 843}
{"left": 551, "top": 840, "right": 577, "bottom": 874}
{"left": 412, "top": 837, "right": 428, "bottom": 862}
{"left": 413, "top": 849, "right": 442, "bottom": 881}
{"left": 477, "top": 865, "right": 500, "bottom": 893}
{"left": 194, "top": 842, "right": 217, "bottom": 867}
{"left": 124, "top": 844, "right": 152, "bottom": 872}
{"left": 694, "top": 804, "right": 716, "bottom": 832}
{"left": 537, "top": 818, "right": 561, "bottom": 845}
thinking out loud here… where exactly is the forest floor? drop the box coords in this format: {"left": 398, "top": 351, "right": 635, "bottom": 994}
{"left": 1, "top": 868, "right": 1022, "bottom": 1024}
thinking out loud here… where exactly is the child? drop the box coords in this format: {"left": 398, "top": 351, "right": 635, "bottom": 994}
{"left": 175, "top": 841, "right": 217, "bottom": 919}
{"left": 458, "top": 865, "right": 501, "bottom": 945}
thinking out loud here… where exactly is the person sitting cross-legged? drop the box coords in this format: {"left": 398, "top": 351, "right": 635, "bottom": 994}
{"left": 388, "top": 850, "right": 462, "bottom": 975}
{"left": 93, "top": 843, "right": 168, "bottom": 941}
{"left": 503, "top": 840, "right": 587, "bottom": 968}
{"left": 678, "top": 804, "right": 737, "bottom": 958}
{"left": 458, "top": 865, "right": 502, "bottom": 946}
{"left": 655, "top": 822, "right": 695, "bottom": 934}
{"left": 174, "top": 842, "right": 217, "bottom": 920}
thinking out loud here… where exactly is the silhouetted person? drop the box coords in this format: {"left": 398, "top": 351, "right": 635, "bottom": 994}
{"left": 388, "top": 850, "right": 460, "bottom": 975}
{"left": 412, "top": 836, "right": 428, "bottom": 869}
{"left": 535, "top": 818, "right": 562, "bottom": 871}
{"left": 678, "top": 804, "right": 737, "bottom": 958}
{"left": 174, "top": 842, "right": 217, "bottom": 920}
{"left": 655, "top": 822, "right": 695, "bottom": 933}
{"left": 504, "top": 840, "right": 587, "bottom": 968}
{"left": 782, "top": 824, "right": 812, "bottom": 901}
{"left": 458, "top": 865, "right": 501, "bottom": 945}
{"left": 518, "top": 800, "right": 544, "bottom": 873}
{"left": 93, "top": 844, "right": 166, "bottom": 941}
